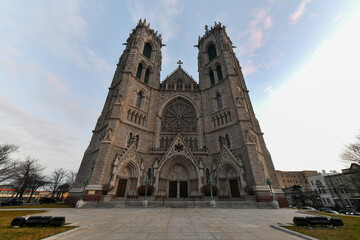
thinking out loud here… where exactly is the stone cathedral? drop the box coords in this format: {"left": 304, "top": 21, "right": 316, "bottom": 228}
{"left": 68, "top": 20, "right": 286, "bottom": 206}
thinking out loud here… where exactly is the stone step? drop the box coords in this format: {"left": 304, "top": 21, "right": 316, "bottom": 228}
{"left": 80, "top": 199, "right": 275, "bottom": 209}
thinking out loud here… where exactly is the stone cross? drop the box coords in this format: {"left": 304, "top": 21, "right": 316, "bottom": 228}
{"left": 177, "top": 60, "right": 183, "bottom": 66}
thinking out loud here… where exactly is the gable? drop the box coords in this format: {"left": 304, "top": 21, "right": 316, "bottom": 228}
{"left": 161, "top": 66, "right": 197, "bottom": 85}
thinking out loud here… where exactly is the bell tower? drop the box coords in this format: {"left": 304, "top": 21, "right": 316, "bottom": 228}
{"left": 69, "top": 19, "right": 164, "bottom": 200}
{"left": 197, "top": 22, "right": 284, "bottom": 203}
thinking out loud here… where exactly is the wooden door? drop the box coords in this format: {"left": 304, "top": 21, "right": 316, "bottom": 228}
{"left": 116, "top": 179, "right": 127, "bottom": 197}
{"left": 229, "top": 179, "right": 240, "bottom": 198}
{"left": 169, "top": 181, "right": 177, "bottom": 198}
{"left": 180, "top": 181, "right": 188, "bottom": 198}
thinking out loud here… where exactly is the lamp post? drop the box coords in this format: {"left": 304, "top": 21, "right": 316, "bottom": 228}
{"left": 143, "top": 176, "right": 150, "bottom": 208}
{"left": 80, "top": 177, "right": 89, "bottom": 201}
{"left": 76, "top": 177, "right": 89, "bottom": 209}
{"left": 208, "top": 176, "right": 216, "bottom": 208}
{"left": 266, "top": 177, "right": 279, "bottom": 209}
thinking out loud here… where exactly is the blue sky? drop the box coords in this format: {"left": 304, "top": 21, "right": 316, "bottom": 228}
{"left": 1, "top": 0, "right": 359, "bottom": 174}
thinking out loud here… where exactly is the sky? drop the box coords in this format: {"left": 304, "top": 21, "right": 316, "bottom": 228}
{"left": 0, "top": 0, "right": 360, "bottom": 175}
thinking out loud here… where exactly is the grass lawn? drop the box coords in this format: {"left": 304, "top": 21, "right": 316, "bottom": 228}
{"left": 0, "top": 210, "right": 77, "bottom": 240}
{"left": 1, "top": 203, "right": 73, "bottom": 209}
{"left": 284, "top": 212, "right": 360, "bottom": 240}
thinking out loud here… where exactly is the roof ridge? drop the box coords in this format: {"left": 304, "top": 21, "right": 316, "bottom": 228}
{"left": 161, "top": 65, "right": 197, "bottom": 83}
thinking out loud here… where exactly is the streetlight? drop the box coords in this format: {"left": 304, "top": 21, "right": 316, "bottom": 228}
{"left": 266, "top": 177, "right": 279, "bottom": 209}
{"left": 208, "top": 176, "right": 216, "bottom": 208}
{"left": 80, "top": 177, "right": 89, "bottom": 201}
{"left": 143, "top": 176, "right": 150, "bottom": 208}
{"left": 208, "top": 176, "right": 214, "bottom": 201}
{"left": 144, "top": 176, "right": 150, "bottom": 201}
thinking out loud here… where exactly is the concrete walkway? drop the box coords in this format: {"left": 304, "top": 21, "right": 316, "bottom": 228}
{"left": 18, "top": 208, "right": 309, "bottom": 240}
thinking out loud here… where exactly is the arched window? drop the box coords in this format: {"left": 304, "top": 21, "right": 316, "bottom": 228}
{"left": 136, "top": 135, "right": 140, "bottom": 147}
{"left": 147, "top": 168, "right": 152, "bottom": 178}
{"left": 209, "top": 70, "right": 215, "bottom": 86}
{"left": 219, "top": 136, "right": 223, "bottom": 148}
{"left": 216, "top": 92, "right": 223, "bottom": 109}
{"left": 208, "top": 44, "right": 217, "bottom": 61}
{"left": 216, "top": 65, "right": 223, "bottom": 81}
{"left": 136, "top": 91, "right": 143, "bottom": 108}
{"left": 225, "top": 134, "right": 231, "bottom": 148}
{"left": 144, "top": 68, "right": 150, "bottom": 84}
{"left": 136, "top": 63, "right": 143, "bottom": 79}
{"left": 143, "top": 43, "right": 152, "bottom": 59}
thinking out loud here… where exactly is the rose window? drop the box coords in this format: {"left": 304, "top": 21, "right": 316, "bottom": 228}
{"left": 161, "top": 98, "right": 197, "bottom": 132}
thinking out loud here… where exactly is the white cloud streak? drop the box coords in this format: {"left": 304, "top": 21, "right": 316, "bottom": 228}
{"left": 289, "top": 0, "right": 312, "bottom": 25}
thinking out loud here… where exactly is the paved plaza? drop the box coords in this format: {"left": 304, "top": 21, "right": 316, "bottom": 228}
{"left": 32, "top": 208, "right": 309, "bottom": 240}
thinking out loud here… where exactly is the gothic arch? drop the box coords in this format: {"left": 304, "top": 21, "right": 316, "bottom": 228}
{"left": 158, "top": 155, "right": 198, "bottom": 179}
{"left": 158, "top": 94, "right": 200, "bottom": 118}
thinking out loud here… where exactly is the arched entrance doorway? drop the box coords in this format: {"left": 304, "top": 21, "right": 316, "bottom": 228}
{"left": 218, "top": 162, "right": 242, "bottom": 198}
{"left": 111, "top": 161, "right": 140, "bottom": 198}
{"left": 156, "top": 155, "right": 200, "bottom": 198}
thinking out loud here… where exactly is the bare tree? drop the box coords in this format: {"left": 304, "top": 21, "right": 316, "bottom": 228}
{"left": 66, "top": 170, "right": 77, "bottom": 188}
{"left": 340, "top": 132, "right": 360, "bottom": 164}
{"left": 49, "top": 168, "right": 67, "bottom": 199}
{"left": 0, "top": 144, "right": 19, "bottom": 183}
{"left": 11, "top": 157, "right": 45, "bottom": 204}
{"left": 27, "top": 173, "right": 48, "bottom": 203}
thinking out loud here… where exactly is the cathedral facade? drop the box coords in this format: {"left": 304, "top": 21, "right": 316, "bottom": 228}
{"left": 69, "top": 20, "right": 286, "bottom": 206}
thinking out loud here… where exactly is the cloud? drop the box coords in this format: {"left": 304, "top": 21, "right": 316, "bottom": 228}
{"left": 127, "top": 0, "right": 183, "bottom": 42}
{"left": 238, "top": 10, "right": 273, "bottom": 57}
{"left": 289, "top": 0, "right": 312, "bottom": 25}
{"left": 0, "top": 96, "right": 84, "bottom": 173}
{"left": 333, "top": 13, "right": 343, "bottom": 22}
{"left": 264, "top": 16, "right": 273, "bottom": 29}
{"left": 241, "top": 60, "right": 260, "bottom": 76}
{"left": 236, "top": 9, "right": 274, "bottom": 75}
{"left": 0, "top": 0, "right": 112, "bottom": 77}
{"left": 0, "top": 58, "right": 70, "bottom": 93}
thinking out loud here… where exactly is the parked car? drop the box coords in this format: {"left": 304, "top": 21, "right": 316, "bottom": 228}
{"left": 301, "top": 206, "right": 317, "bottom": 211}
{"left": 323, "top": 209, "right": 340, "bottom": 214}
{"left": 318, "top": 207, "right": 332, "bottom": 212}
{"left": 340, "top": 207, "right": 359, "bottom": 215}
{"left": 1, "top": 198, "right": 23, "bottom": 206}
{"left": 39, "top": 197, "right": 57, "bottom": 204}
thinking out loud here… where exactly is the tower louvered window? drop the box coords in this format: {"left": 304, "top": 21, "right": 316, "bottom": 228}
{"left": 143, "top": 43, "right": 152, "bottom": 59}
{"left": 136, "top": 63, "right": 143, "bottom": 79}
{"left": 210, "top": 70, "right": 215, "bottom": 86}
{"left": 144, "top": 68, "right": 150, "bottom": 84}
{"left": 217, "top": 65, "right": 223, "bottom": 81}
{"left": 208, "top": 44, "right": 217, "bottom": 61}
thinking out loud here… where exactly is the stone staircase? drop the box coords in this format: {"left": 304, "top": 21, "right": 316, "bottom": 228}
{"left": 80, "top": 196, "right": 276, "bottom": 209}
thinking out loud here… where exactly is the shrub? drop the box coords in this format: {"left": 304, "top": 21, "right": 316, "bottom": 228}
{"left": 137, "top": 185, "right": 155, "bottom": 196}
{"left": 201, "top": 184, "right": 218, "bottom": 196}
{"left": 243, "top": 185, "right": 254, "bottom": 195}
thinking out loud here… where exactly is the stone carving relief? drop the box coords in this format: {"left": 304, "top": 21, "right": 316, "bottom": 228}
{"left": 247, "top": 130, "right": 257, "bottom": 144}
{"left": 104, "top": 128, "right": 113, "bottom": 142}
{"left": 168, "top": 164, "right": 189, "bottom": 180}
{"left": 161, "top": 98, "right": 197, "bottom": 132}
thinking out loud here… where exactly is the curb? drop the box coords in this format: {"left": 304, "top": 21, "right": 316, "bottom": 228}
{"left": 42, "top": 224, "right": 86, "bottom": 240}
{"left": 270, "top": 223, "right": 318, "bottom": 240}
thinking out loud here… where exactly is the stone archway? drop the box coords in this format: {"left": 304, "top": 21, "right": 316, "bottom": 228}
{"left": 156, "top": 155, "right": 200, "bottom": 198}
{"left": 108, "top": 160, "right": 141, "bottom": 198}
{"left": 218, "top": 162, "right": 242, "bottom": 198}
